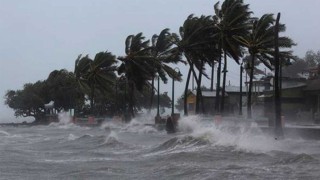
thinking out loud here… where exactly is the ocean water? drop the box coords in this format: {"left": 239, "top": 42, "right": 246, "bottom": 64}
{"left": 1, "top": 115, "right": 320, "bottom": 180}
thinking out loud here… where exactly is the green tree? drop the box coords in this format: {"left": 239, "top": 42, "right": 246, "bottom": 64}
{"left": 5, "top": 81, "right": 49, "bottom": 123}
{"left": 46, "top": 69, "right": 85, "bottom": 113}
{"left": 304, "top": 50, "right": 320, "bottom": 68}
{"left": 282, "top": 58, "right": 307, "bottom": 78}
{"left": 135, "top": 88, "right": 172, "bottom": 110}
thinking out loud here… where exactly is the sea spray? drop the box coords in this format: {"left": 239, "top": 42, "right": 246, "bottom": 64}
{"left": 67, "top": 133, "right": 78, "bottom": 141}
{"left": 178, "top": 115, "right": 217, "bottom": 140}
{"left": 121, "top": 117, "right": 156, "bottom": 133}
{"left": 104, "top": 130, "right": 119, "bottom": 144}
{"left": 100, "top": 120, "right": 123, "bottom": 130}
{"left": 137, "top": 125, "right": 157, "bottom": 134}
{"left": 49, "top": 112, "right": 83, "bottom": 129}
{"left": 176, "top": 115, "right": 320, "bottom": 154}
{"left": 58, "top": 111, "right": 73, "bottom": 125}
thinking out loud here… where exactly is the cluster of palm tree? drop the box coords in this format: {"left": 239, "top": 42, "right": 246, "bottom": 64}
{"left": 5, "top": 0, "right": 297, "bottom": 125}
{"left": 74, "top": 30, "right": 183, "bottom": 120}
{"left": 172, "top": 0, "right": 295, "bottom": 118}
{"left": 73, "top": 0, "right": 296, "bottom": 121}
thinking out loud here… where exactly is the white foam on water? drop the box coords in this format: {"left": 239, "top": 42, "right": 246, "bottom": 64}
{"left": 104, "top": 130, "right": 119, "bottom": 144}
{"left": 49, "top": 112, "right": 85, "bottom": 129}
{"left": 178, "top": 115, "right": 320, "bottom": 154}
{"left": 67, "top": 133, "right": 78, "bottom": 141}
{"left": 102, "top": 113, "right": 159, "bottom": 134}
{"left": 100, "top": 120, "right": 123, "bottom": 130}
{"left": 121, "top": 118, "right": 148, "bottom": 133}
{"left": 0, "top": 130, "right": 10, "bottom": 136}
{"left": 138, "top": 125, "right": 157, "bottom": 134}
{"left": 43, "top": 157, "right": 118, "bottom": 163}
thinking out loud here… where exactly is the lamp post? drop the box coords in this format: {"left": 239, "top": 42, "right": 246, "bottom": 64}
{"left": 172, "top": 68, "right": 181, "bottom": 116}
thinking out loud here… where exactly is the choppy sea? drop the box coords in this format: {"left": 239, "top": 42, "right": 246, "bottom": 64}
{"left": 1, "top": 114, "right": 320, "bottom": 180}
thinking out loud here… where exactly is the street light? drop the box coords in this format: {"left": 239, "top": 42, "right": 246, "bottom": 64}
{"left": 172, "top": 67, "right": 182, "bottom": 116}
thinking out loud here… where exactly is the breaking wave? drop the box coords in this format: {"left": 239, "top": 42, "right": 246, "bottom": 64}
{"left": 274, "top": 153, "right": 318, "bottom": 165}
{"left": 150, "top": 135, "right": 210, "bottom": 154}
{"left": 121, "top": 118, "right": 158, "bottom": 134}
{"left": 176, "top": 115, "right": 320, "bottom": 154}
{"left": 0, "top": 130, "right": 10, "bottom": 136}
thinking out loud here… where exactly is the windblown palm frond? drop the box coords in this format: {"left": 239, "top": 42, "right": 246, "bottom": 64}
{"left": 74, "top": 51, "right": 117, "bottom": 113}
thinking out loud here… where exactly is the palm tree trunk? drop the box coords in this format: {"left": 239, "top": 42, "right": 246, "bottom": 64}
{"left": 247, "top": 54, "right": 255, "bottom": 119}
{"left": 221, "top": 52, "right": 227, "bottom": 114}
{"left": 90, "top": 85, "right": 95, "bottom": 115}
{"left": 184, "top": 67, "right": 192, "bottom": 116}
{"left": 210, "top": 62, "right": 215, "bottom": 91}
{"left": 156, "top": 76, "right": 160, "bottom": 117}
{"left": 215, "top": 46, "right": 222, "bottom": 113}
{"left": 239, "top": 64, "right": 243, "bottom": 116}
{"left": 195, "top": 60, "right": 204, "bottom": 114}
{"left": 183, "top": 55, "right": 200, "bottom": 116}
{"left": 128, "top": 82, "right": 135, "bottom": 120}
{"left": 149, "top": 77, "right": 155, "bottom": 113}
{"left": 274, "top": 12, "right": 284, "bottom": 138}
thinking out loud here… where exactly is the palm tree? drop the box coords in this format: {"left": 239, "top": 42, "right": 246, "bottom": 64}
{"left": 235, "top": 14, "right": 295, "bottom": 119}
{"left": 148, "top": 28, "right": 184, "bottom": 112}
{"left": 172, "top": 14, "right": 218, "bottom": 115}
{"left": 213, "top": 0, "right": 252, "bottom": 114}
{"left": 74, "top": 51, "right": 117, "bottom": 114}
{"left": 118, "top": 33, "right": 154, "bottom": 119}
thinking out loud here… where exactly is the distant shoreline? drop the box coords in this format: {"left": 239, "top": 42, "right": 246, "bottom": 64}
{"left": 0, "top": 121, "right": 48, "bottom": 127}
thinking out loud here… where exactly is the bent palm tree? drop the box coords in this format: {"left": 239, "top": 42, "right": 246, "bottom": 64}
{"left": 149, "top": 28, "right": 184, "bottom": 112}
{"left": 74, "top": 51, "right": 117, "bottom": 114}
{"left": 213, "top": 0, "right": 251, "bottom": 114}
{"left": 172, "top": 14, "right": 218, "bottom": 115}
{"left": 118, "top": 33, "right": 153, "bottom": 119}
{"left": 235, "top": 14, "right": 295, "bottom": 119}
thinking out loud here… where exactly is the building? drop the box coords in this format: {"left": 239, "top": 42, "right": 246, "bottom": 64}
{"left": 186, "top": 85, "right": 248, "bottom": 115}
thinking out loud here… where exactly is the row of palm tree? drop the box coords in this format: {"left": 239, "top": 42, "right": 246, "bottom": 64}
{"left": 73, "top": 0, "right": 296, "bottom": 121}
{"left": 74, "top": 31, "right": 183, "bottom": 119}
{"left": 174, "top": 0, "right": 295, "bottom": 118}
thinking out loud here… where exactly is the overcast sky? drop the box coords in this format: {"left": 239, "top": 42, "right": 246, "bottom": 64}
{"left": 1, "top": 0, "right": 319, "bottom": 122}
